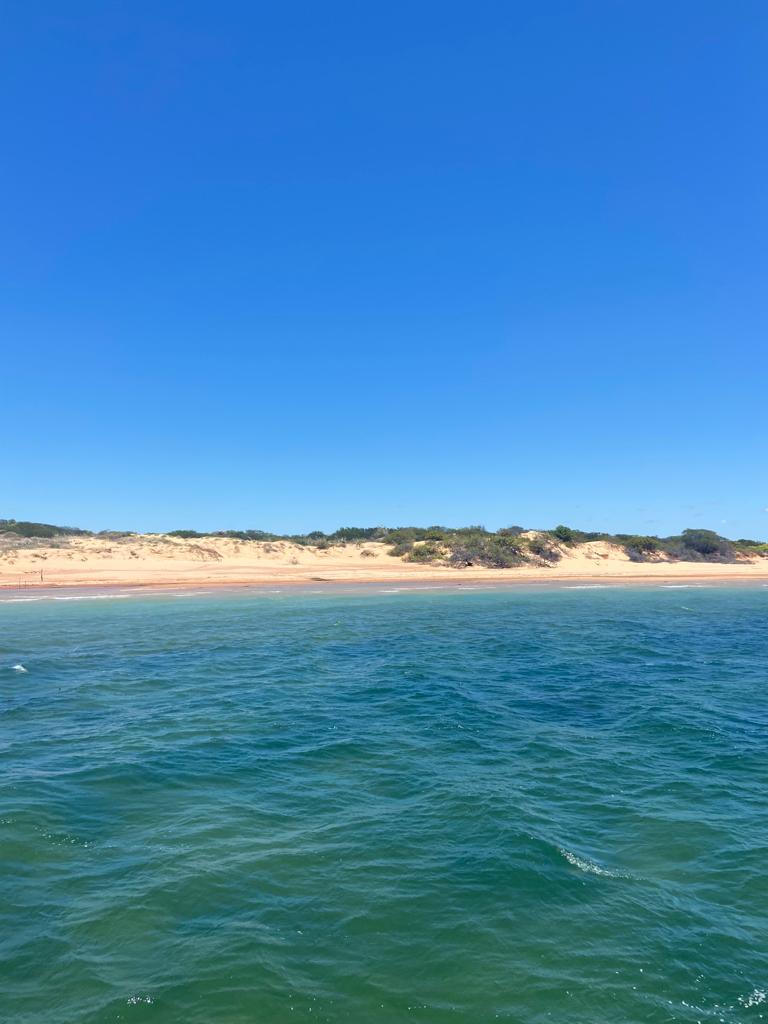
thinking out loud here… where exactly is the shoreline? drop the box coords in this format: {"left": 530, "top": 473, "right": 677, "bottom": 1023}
{"left": 3, "top": 535, "right": 768, "bottom": 593}
{"left": 3, "top": 569, "right": 768, "bottom": 598}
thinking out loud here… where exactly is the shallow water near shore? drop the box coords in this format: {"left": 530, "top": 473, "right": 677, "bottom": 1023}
{"left": 1, "top": 586, "right": 766, "bottom": 1023}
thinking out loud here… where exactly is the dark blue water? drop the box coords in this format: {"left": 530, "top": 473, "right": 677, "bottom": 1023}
{"left": 1, "top": 585, "right": 766, "bottom": 1023}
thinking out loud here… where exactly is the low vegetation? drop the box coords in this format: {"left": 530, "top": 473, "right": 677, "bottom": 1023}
{"left": 2, "top": 519, "right": 766, "bottom": 567}
{"left": 0, "top": 519, "right": 91, "bottom": 539}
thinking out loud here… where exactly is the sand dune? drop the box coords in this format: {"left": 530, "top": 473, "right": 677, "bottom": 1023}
{"left": 1, "top": 533, "right": 767, "bottom": 589}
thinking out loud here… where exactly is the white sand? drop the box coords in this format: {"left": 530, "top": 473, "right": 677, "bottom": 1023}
{"left": 1, "top": 534, "right": 767, "bottom": 589}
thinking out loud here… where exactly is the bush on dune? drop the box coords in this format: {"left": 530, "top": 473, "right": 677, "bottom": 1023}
{"left": 407, "top": 541, "right": 445, "bottom": 563}
{"left": 526, "top": 535, "right": 562, "bottom": 562}
{"left": 664, "top": 529, "right": 737, "bottom": 563}
{"left": 386, "top": 525, "right": 534, "bottom": 567}
{"left": 168, "top": 528, "right": 279, "bottom": 541}
{"left": 613, "top": 534, "right": 662, "bottom": 562}
{"left": 734, "top": 538, "right": 768, "bottom": 556}
{"left": 0, "top": 519, "right": 91, "bottom": 539}
{"left": 549, "top": 524, "right": 578, "bottom": 545}
{"left": 5, "top": 518, "right": 765, "bottom": 566}
{"left": 328, "top": 526, "right": 386, "bottom": 544}
{"left": 547, "top": 525, "right": 606, "bottom": 546}
{"left": 448, "top": 534, "right": 528, "bottom": 569}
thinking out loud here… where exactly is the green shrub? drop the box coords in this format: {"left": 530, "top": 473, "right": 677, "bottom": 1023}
{"left": 217, "top": 530, "right": 278, "bottom": 541}
{"left": 5, "top": 519, "right": 761, "bottom": 567}
{"left": 0, "top": 519, "right": 91, "bottom": 538}
{"left": 615, "top": 535, "right": 661, "bottom": 561}
{"left": 387, "top": 540, "right": 413, "bottom": 557}
{"left": 448, "top": 535, "right": 527, "bottom": 568}
{"left": 329, "top": 526, "right": 386, "bottom": 543}
{"left": 734, "top": 538, "right": 768, "bottom": 555}
{"left": 548, "top": 525, "right": 608, "bottom": 545}
{"left": 424, "top": 526, "right": 449, "bottom": 540}
{"left": 407, "top": 541, "right": 444, "bottom": 563}
{"left": 527, "top": 535, "right": 562, "bottom": 562}
{"left": 664, "top": 529, "right": 736, "bottom": 562}
{"left": 550, "top": 525, "right": 578, "bottom": 544}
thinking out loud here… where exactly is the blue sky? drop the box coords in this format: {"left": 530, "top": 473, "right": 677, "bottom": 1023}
{"left": 2, "top": 2, "right": 766, "bottom": 537}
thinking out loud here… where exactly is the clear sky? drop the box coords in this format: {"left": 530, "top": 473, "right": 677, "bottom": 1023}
{"left": 2, "top": 2, "right": 766, "bottom": 537}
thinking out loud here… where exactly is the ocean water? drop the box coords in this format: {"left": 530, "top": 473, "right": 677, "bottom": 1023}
{"left": 1, "top": 584, "right": 766, "bottom": 1024}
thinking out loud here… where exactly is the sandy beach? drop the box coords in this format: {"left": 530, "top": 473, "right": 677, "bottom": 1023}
{"left": 2, "top": 533, "right": 767, "bottom": 590}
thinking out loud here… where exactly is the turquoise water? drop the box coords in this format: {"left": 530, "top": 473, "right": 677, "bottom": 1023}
{"left": 1, "top": 584, "right": 766, "bottom": 1024}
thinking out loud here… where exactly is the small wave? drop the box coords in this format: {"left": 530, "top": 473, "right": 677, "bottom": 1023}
{"left": 403, "top": 585, "right": 455, "bottom": 590}
{"left": 35, "top": 826, "right": 90, "bottom": 848}
{"left": 1, "top": 593, "right": 133, "bottom": 603}
{"left": 126, "top": 995, "right": 154, "bottom": 1006}
{"left": 559, "top": 847, "right": 625, "bottom": 878}
{"left": 739, "top": 989, "right": 766, "bottom": 1009}
{"left": 562, "top": 585, "right": 616, "bottom": 590}
{"left": 11, "top": 664, "right": 28, "bottom": 673}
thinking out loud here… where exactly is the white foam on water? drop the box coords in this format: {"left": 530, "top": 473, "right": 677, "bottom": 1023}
{"left": 12, "top": 664, "right": 28, "bottom": 673}
{"left": 562, "top": 585, "right": 616, "bottom": 590}
{"left": 375, "top": 585, "right": 456, "bottom": 593}
{"left": 1, "top": 593, "right": 137, "bottom": 604}
{"left": 738, "top": 988, "right": 766, "bottom": 1008}
{"left": 405, "top": 585, "right": 456, "bottom": 590}
{"left": 559, "top": 847, "right": 624, "bottom": 878}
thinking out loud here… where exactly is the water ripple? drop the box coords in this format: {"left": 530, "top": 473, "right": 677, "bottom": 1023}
{"left": 1, "top": 586, "right": 766, "bottom": 1023}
